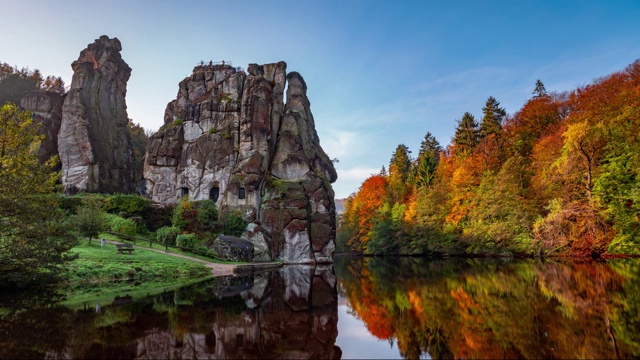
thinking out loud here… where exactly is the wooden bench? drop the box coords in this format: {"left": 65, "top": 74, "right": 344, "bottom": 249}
{"left": 116, "top": 243, "right": 134, "bottom": 254}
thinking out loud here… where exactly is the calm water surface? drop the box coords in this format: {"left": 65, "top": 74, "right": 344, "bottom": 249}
{"left": 1, "top": 257, "right": 639, "bottom": 359}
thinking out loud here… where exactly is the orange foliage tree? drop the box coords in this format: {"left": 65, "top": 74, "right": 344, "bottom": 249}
{"left": 342, "top": 175, "right": 388, "bottom": 252}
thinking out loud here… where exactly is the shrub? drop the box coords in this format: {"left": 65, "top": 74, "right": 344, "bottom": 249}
{"left": 103, "top": 194, "right": 151, "bottom": 218}
{"left": 59, "top": 195, "right": 85, "bottom": 215}
{"left": 193, "top": 245, "right": 217, "bottom": 259}
{"left": 194, "top": 200, "right": 218, "bottom": 232}
{"left": 173, "top": 198, "right": 220, "bottom": 235}
{"left": 130, "top": 216, "right": 148, "bottom": 235}
{"left": 176, "top": 233, "right": 199, "bottom": 249}
{"left": 222, "top": 211, "right": 247, "bottom": 237}
{"left": 156, "top": 226, "right": 181, "bottom": 246}
{"left": 142, "top": 204, "right": 174, "bottom": 232}
{"left": 172, "top": 196, "right": 195, "bottom": 230}
{"left": 105, "top": 214, "right": 137, "bottom": 237}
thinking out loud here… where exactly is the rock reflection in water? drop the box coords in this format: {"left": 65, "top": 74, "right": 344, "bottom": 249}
{"left": 199, "top": 265, "right": 340, "bottom": 360}
{"left": 0, "top": 266, "right": 341, "bottom": 359}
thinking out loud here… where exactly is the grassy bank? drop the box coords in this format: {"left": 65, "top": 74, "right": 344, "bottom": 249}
{"left": 98, "top": 232, "right": 247, "bottom": 265}
{"left": 64, "top": 241, "right": 211, "bottom": 284}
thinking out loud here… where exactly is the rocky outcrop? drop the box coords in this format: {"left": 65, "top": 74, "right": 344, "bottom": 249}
{"left": 213, "top": 235, "right": 254, "bottom": 262}
{"left": 143, "top": 62, "right": 337, "bottom": 264}
{"left": 58, "top": 35, "right": 134, "bottom": 194}
{"left": 20, "top": 91, "right": 65, "bottom": 166}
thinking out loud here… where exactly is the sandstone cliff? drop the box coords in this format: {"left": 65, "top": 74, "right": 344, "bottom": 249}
{"left": 143, "top": 62, "right": 337, "bottom": 264}
{"left": 58, "top": 36, "right": 134, "bottom": 193}
{"left": 20, "top": 91, "right": 65, "bottom": 166}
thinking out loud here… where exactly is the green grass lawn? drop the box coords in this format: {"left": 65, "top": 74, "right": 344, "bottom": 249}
{"left": 65, "top": 240, "right": 212, "bottom": 284}
{"left": 98, "top": 232, "right": 248, "bottom": 265}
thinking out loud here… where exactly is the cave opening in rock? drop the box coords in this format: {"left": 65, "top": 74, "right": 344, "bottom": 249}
{"left": 209, "top": 186, "right": 220, "bottom": 202}
{"left": 181, "top": 187, "right": 189, "bottom": 198}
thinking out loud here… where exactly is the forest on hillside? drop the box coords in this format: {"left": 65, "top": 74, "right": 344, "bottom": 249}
{"left": 338, "top": 60, "right": 640, "bottom": 258}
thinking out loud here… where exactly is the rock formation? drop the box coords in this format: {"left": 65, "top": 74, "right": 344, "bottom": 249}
{"left": 58, "top": 35, "right": 134, "bottom": 194}
{"left": 20, "top": 91, "right": 65, "bottom": 166}
{"left": 143, "top": 62, "right": 337, "bottom": 264}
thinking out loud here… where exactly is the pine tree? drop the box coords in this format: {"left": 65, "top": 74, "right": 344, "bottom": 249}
{"left": 389, "top": 144, "right": 412, "bottom": 182}
{"left": 418, "top": 132, "right": 442, "bottom": 161}
{"left": 533, "top": 79, "right": 548, "bottom": 98}
{"left": 412, "top": 132, "right": 441, "bottom": 188}
{"left": 388, "top": 144, "right": 412, "bottom": 204}
{"left": 479, "top": 96, "right": 506, "bottom": 139}
{"left": 453, "top": 112, "right": 479, "bottom": 154}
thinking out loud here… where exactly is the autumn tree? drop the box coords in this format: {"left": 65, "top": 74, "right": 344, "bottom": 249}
{"left": 343, "top": 175, "right": 388, "bottom": 252}
{"left": 338, "top": 59, "right": 640, "bottom": 258}
{"left": 0, "top": 62, "right": 65, "bottom": 105}
{"left": 0, "top": 104, "right": 77, "bottom": 287}
{"left": 504, "top": 92, "right": 566, "bottom": 158}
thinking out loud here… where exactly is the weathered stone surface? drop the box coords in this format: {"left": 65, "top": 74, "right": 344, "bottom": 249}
{"left": 242, "top": 222, "right": 272, "bottom": 261}
{"left": 143, "top": 61, "right": 337, "bottom": 264}
{"left": 20, "top": 91, "right": 65, "bottom": 166}
{"left": 58, "top": 35, "right": 134, "bottom": 193}
{"left": 213, "top": 235, "right": 254, "bottom": 262}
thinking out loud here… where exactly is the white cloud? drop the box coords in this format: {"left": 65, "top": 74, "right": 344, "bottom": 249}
{"left": 338, "top": 167, "right": 381, "bottom": 181}
{"left": 320, "top": 130, "right": 359, "bottom": 159}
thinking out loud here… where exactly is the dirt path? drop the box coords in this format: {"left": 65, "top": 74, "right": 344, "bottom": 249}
{"left": 105, "top": 240, "right": 236, "bottom": 276}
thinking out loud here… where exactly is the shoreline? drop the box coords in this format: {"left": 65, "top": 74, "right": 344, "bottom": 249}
{"left": 105, "top": 239, "right": 283, "bottom": 277}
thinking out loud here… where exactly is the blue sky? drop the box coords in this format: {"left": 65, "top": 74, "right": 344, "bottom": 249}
{"left": 1, "top": 0, "right": 639, "bottom": 198}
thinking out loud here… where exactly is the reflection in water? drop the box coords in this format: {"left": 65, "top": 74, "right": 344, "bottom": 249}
{"left": 3, "top": 258, "right": 640, "bottom": 359}
{"left": 0, "top": 266, "right": 341, "bottom": 359}
{"left": 335, "top": 256, "right": 640, "bottom": 359}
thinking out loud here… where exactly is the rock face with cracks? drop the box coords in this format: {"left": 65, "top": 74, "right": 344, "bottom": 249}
{"left": 143, "top": 62, "right": 337, "bottom": 264}
{"left": 20, "top": 91, "right": 65, "bottom": 166}
{"left": 58, "top": 35, "right": 134, "bottom": 194}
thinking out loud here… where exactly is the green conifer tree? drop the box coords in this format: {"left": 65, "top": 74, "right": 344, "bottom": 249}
{"left": 453, "top": 112, "right": 479, "bottom": 155}
{"left": 533, "top": 79, "right": 548, "bottom": 98}
{"left": 479, "top": 96, "right": 506, "bottom": 139}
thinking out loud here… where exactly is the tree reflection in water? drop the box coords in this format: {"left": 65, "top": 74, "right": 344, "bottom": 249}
{"left": 335, "top": 256, "right": 640, "bottom": 359}
{"left": 0, "top": 265, "right": 341, "bottom": 359}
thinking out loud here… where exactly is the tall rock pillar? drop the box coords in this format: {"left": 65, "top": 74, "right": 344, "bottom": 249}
{"left": 58, "top": 35, "right": 134, "bottom": 194}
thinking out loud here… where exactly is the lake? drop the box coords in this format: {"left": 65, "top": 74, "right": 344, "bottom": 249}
{"left": 1, "top": 256, "right": 639, "bottom": 359}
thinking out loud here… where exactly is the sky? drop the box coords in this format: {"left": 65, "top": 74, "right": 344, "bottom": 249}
{"left": 1, "top": 0, "right": 639, "bottom": 198}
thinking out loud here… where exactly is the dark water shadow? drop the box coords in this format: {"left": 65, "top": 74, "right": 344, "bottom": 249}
{"left": 0, "top": 265, "right": 341, "bottom": 359}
